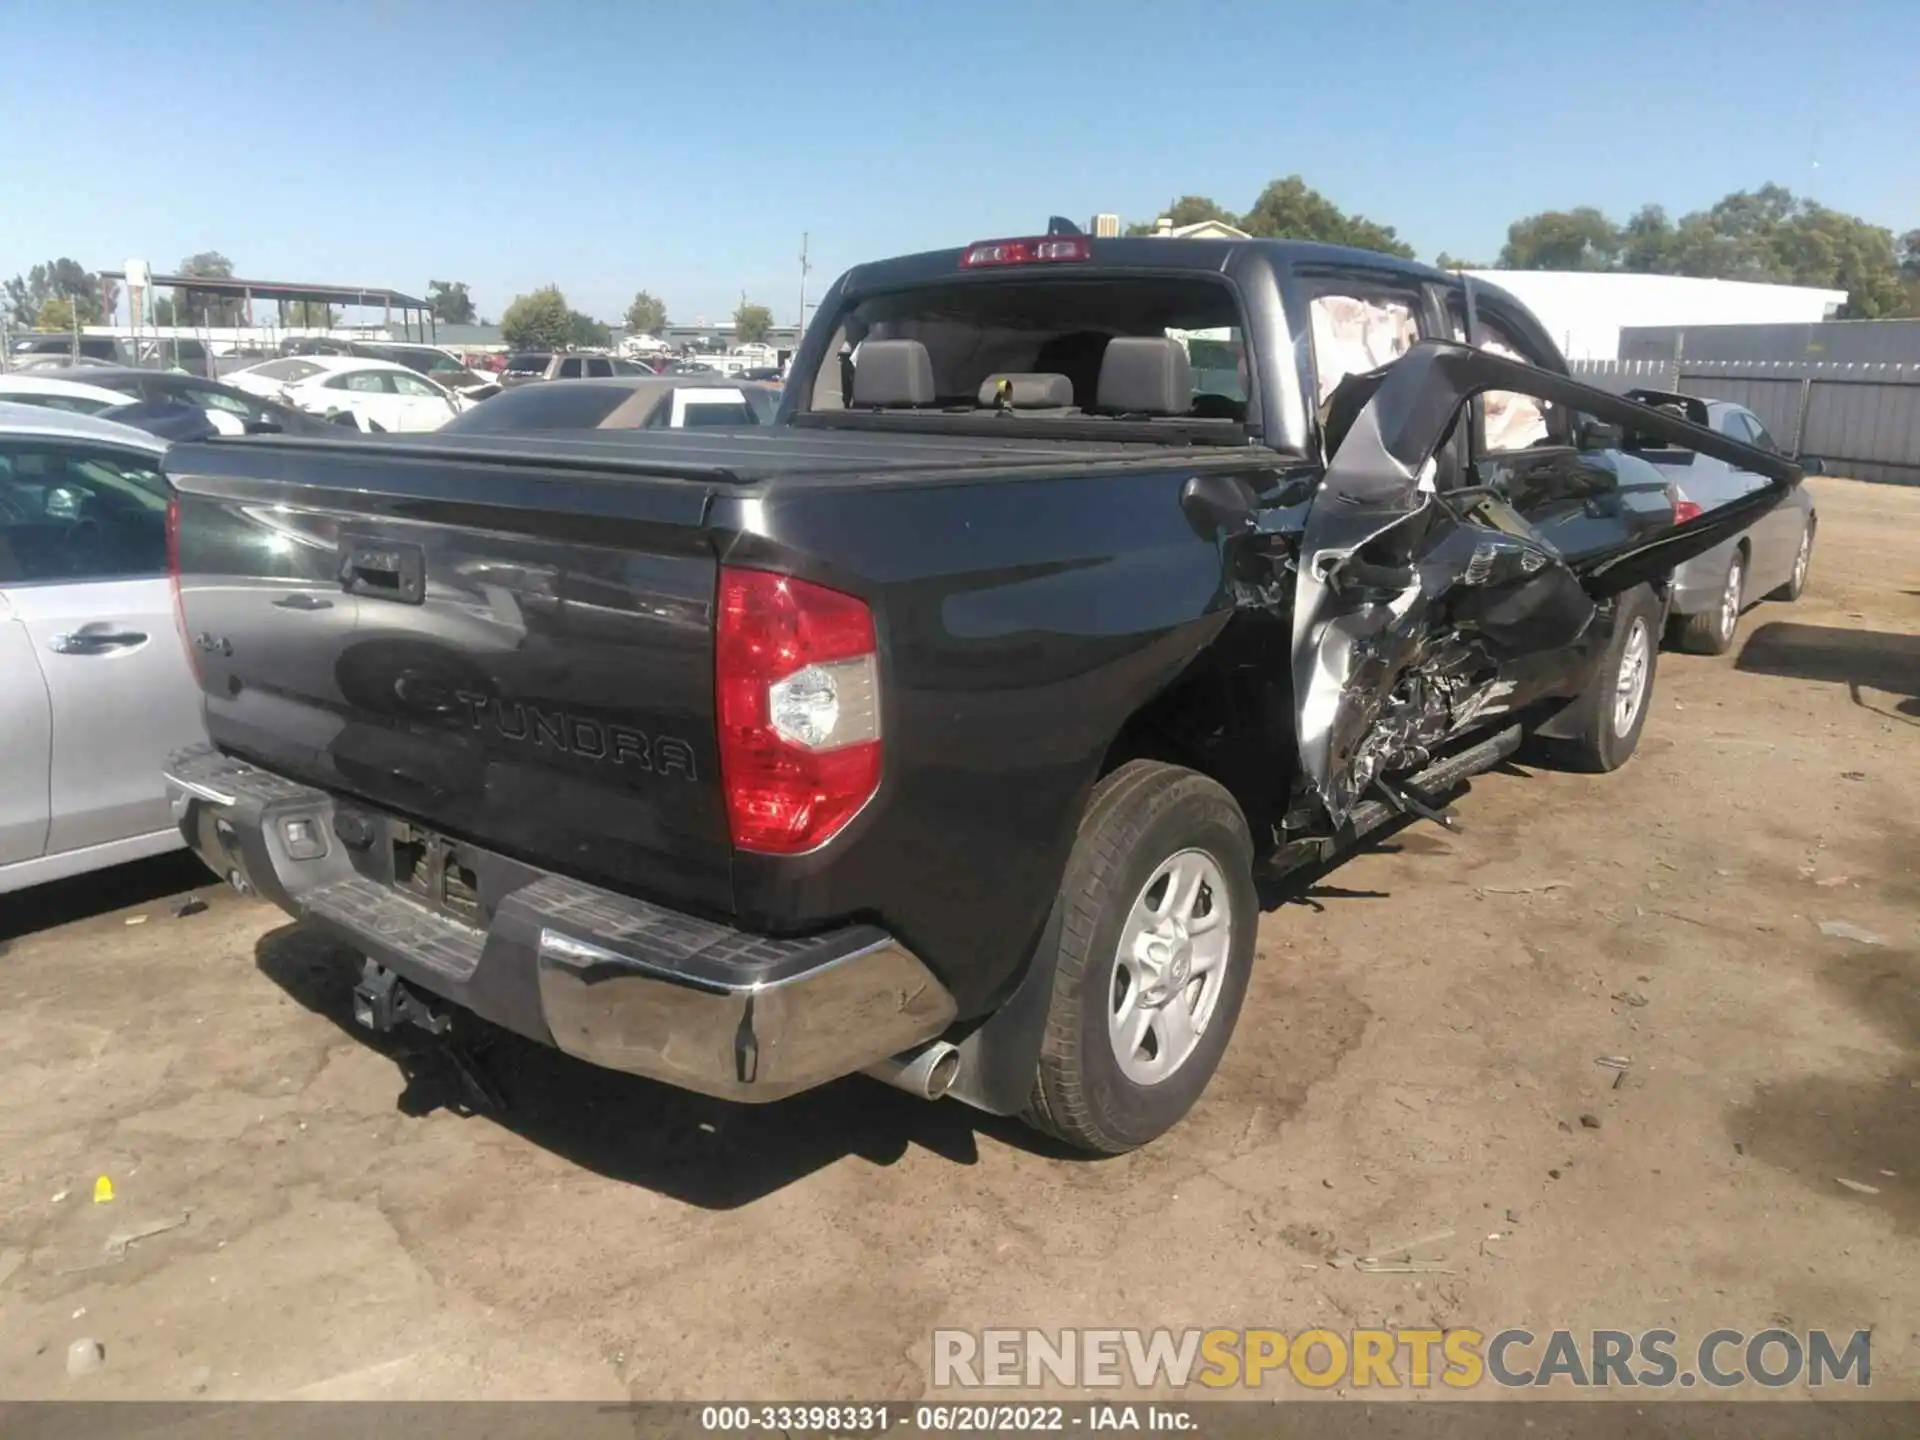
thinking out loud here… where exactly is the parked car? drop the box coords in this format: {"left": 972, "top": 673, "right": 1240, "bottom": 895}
{"left": 498, "top": 352, "right": 652, "bottom": 387}
{"left": 0, "top": 373, "right": 140, "bottom": 416}
{"left": 160, "top": 233, "right": 1794, "bottom": 1152}
{"left": 224, "top": 356, "right": 471, "bottom": 432}
{"left": 8, "top": 334, "right": 128, "bottom": 367}
{"left": 1622, "top": 389, "right": 1818, "bottom": 655}
{"left": 0, "top": 404, "right": 205, "bottom": 892}
{"left": 31, "top": 366, "right": 342, "bottom": 437}
{"left": 439, "top": 375, "right": 781, "bottom": 433}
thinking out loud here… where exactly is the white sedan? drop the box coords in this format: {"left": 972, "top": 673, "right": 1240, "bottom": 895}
{"left": 0, "top": 373, "right": 134, "bottom": 417}
{"left": 224, "top": 356, "right": 472, "bottom": 433}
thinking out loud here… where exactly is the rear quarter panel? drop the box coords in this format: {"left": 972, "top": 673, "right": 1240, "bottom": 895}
{"left": 716, "top": 461, "right": 1266, "bottom": 1016}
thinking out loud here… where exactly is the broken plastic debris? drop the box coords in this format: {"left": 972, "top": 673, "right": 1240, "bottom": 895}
{"left": 123, "top": 915, "right": 148, "bottom": 926}
{"left": 91, "top": 1177, "right": 113, "bottom": 1205}
{"left": 1835, "top": 1178, "right": 1881, "bottom": 1196}
{"left": 1817, "top": 920, "right": 1887, "bottom": 946}
{"left": 50, "top": 1190, "right": 69, "bottom": 1204}
{"left": 1596, "top": 1056, "right": 1633, "bottom": 1070}
{"left": 65, "top": 1339, "right": 104, "bottom": 1377}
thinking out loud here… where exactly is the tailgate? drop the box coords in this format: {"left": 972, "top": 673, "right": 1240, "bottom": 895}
{"left": 165, "top": 437, "right": 736, "bottom": 912}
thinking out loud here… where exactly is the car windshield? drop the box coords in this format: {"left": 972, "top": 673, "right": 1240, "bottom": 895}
{"left": 242, "top": 358, "right": 324, "bottom": 383}
{"left": 442, "top": 383, "right": 639, "bottom": 433}
{"left": 803, "top": 274, "right": 1249, "bottom": 436}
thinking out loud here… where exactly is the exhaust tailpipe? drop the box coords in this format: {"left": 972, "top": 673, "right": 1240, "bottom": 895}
{"left": 864, "top": 1041, "right": 961, "bottom": 1101}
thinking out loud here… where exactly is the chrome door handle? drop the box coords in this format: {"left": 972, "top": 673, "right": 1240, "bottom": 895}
{"left": 50, "top": 628, "right": 148, "bottom": 655}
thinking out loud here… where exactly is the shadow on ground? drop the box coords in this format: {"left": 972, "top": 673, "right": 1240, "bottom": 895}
{"left": 254, "top": 923, "right": 1089, "bottom": 1208}
{"left": 1728, "top": 945, "right": 1920, "bottom": 1234}
{"left": 1736, "top": 622, "right": 1920, "bottom": 698}
{"left": 0, "top": 851, "right": 216, "bottom": 952}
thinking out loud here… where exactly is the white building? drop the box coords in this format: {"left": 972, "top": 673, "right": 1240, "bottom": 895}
{"left": 1462, "top": 271, "right": 1846, "bottom": 361}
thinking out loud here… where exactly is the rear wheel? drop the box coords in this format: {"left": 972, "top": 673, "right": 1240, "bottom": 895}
{"left": 1672, "top": 549, "right": 1744, "bottom": 656}
{"left": 1539, "top": 586, "right": 1662, "bottom": 774}
{"left": 1769, "top": 518, "right": 1814, "bottom": 601}
{"left": 1023, "top": 761, "right": 1257, "bottom": 1154}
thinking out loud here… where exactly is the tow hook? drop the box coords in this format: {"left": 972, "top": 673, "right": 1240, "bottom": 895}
{"left": 352, "top": 961, "right": 450, "bottom": 1036}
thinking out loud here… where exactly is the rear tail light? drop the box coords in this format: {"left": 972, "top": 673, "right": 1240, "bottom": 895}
{"left": 715, "top": 567, "right": 881, "bottom": 854}
{"left": 959, "top": 235, "right": 1091, "bottom": 268}
{"left": 166, "top": 491, "right": 201, "bottom": 683}
{"left": 1673, "top": 497, "right": 1703, "bottom": 524}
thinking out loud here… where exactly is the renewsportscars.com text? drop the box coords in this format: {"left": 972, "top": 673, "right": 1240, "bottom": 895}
{"left": 932, "top": 1327, "right": 1872, "bottom": 1391}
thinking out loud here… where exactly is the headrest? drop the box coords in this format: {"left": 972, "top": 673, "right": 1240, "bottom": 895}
{"left": 851, "top": 340, "right": 935, "bottom": 407}
{"left": 977, "top": 373, "right": 1075, "bottom": 409}
{"left": 1095, "top": 337, "right": 1193, "bottom": 415}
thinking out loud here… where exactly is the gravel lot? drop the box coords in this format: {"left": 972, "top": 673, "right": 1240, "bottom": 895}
{"left": 1, "top": 476, "right": 1915, "bottom": 1402}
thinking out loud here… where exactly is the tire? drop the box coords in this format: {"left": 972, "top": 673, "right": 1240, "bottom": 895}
{"left": 1544, "top": 586, "right": 1662, "bottom": 774}
{"left": 1672, "top": 548, "right": 1745, "bottom": 656}
{"left": 1022, "top": 761, "right": 1258, "bottom": 1154}
{"left": 1769, "top": 518, "right": 1814, "bottom": 601}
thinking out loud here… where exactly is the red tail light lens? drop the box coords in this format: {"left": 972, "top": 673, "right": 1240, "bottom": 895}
{"left": 715, "top": 567, "right": 881, "bottom": 854}
{"left": 166, "top": 491, "right": 201, "bottom": 683}
{"left": 1673, "top": 498, "right": 1703, "bottom": 524}
{"left": 959, "top": 236, "right": 1091, "bottom": 268}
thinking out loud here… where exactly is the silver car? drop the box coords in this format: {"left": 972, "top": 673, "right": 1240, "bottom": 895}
{"left": 0, "top": 403, "right": 207, "bottom": 892}
{"left": 1630, "top": 392, "right": 1818, "bottom": 655}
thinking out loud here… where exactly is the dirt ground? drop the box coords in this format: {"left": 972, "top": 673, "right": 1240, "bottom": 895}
{"left": 0, "top": 476, "right": 1915, "bottom": 1404}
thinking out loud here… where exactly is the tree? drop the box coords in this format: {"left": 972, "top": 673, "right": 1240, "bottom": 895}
{"left": 1239, "top": 176, "right": 1415, "bottom": 258}
{"left": 501, "top": 285, "right": 574, "bottom": 349}
{"left": 733, "top": 300, "right": 773, "bottom": 344}
{"left": 34, "top": 296, "right": 79, "bottom": 332}
{"left": 624, "top": 289, "right": 668, "bottom": 336}
{"left": 4, "top": 258, "right": 118, "bottom": 327}
{"left": 426, "top": 279, "right": 476, "bottom": 325}
{"left": 1496, "top": 206, "right": 1622, "bottom": 271}
{"left": 568, "top": 310, "right": 612, "bottom": 348}
{"left": 1484, "top": 185, "right": 1911, "bottom": 318}
{"left": 1125, "top": 195, "right": 1240, "bottom": 236}
{"left": 174, "top": 251, "right": 242, "bottom": 326}
{"left": 152, "top": 296, "right": 177, "bottom": 326}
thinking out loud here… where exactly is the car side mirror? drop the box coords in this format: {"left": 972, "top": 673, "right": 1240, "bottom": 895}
{"left": 1575, "top": 417, "right": 1623, "bottom": 451}
{"left": 1797, "top": 454, "right": 1827, "bottom": 476}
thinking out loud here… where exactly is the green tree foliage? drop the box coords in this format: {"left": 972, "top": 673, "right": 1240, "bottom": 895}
{"left": 1494, "top": 186, "right": 1913, "bottom": 318}
{"left": 427, "top": 280, "right": 477, "bottom": 325}
{"left": 173, "top": 251, "right": 243, "bottom": 326}
{"left": 1124, "top": 180, "right": 1414, "bottom": 258}
{"left": 568, "top": 310, "right": 612, "bottom": 348}
{"left": 733, "top": 300, "right": 774, "bottom": 344}
{"left": 1239, "top": 176, "right": 1415, "bottom": 258}
{"left": 624, "top": 290, "right": 668, "bottom": 336}
{"left": 4, "top": 258, "right": 118, "bottom": 327}
{"left": 34, "top": 296, "right": 79, "bottom": 332}
{"left": 1124, "top": 195, "right": 1240, "bottom": 236}
{"left": 501, "top": 286, "right": 574, "bottom": 350}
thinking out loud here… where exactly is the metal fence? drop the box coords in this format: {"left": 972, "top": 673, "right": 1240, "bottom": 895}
{"left": 1569, "top": 357, "right": 1920, "bottom": 485}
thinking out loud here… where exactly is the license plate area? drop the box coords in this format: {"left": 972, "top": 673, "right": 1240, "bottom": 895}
{"left": 391, "top": 823, "right": 483, "bottom": 924}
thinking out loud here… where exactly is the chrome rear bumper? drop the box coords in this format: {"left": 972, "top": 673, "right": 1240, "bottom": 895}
{"left": 163, "top": 744, "right": 956, "bottom": 1102}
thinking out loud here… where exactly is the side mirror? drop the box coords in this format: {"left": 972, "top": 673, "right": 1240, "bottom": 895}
{"left": 1797, "top": 454, "right": 1827, "bottom": 476}
{"left": 1575, "top": 416, "right": 1623, "bottom": 451}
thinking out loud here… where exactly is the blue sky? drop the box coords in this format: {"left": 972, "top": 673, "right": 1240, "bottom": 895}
{"left": 4, "top": 0, "right": 1914, "bottom": 328}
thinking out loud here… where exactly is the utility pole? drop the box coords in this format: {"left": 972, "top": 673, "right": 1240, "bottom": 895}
{"left": 798, "top": 231, "right": 811, "bottom": 338}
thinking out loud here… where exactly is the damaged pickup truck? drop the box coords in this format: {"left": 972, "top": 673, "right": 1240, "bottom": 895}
{"left": 161, "top": 233, "right": 1799, "bottom": 1152}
